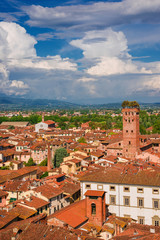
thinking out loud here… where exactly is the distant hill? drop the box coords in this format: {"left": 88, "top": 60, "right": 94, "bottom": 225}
{"left": 0, "top": 96, "right": 80, "bottom": 110}
{"left": 0, "top": 96, "right": 160, "bottom": 110}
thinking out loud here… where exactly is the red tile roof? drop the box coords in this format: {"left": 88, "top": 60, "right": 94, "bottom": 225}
{"left": 34, "top": 184, "right": 63, "bottom": 199}
{"left": 84, "top": 190, "right": 105, "bottom": 197}
{"left": 48, "top": 199, "right": 88, "bottom": 228}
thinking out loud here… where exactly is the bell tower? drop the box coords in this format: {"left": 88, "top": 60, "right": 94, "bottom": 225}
{"left": 122, "top": 101, "right": 140, "bottom": 159}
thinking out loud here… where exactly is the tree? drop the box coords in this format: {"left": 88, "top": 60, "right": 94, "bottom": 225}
{"left": 53, "top": 148, "right": 68, "bottom": 168}
{"left": 121, "top": 101, "right": 140, "bottom": 109}
{"left": 78, "top": 137, "right": 87, "bottom": 143}
{"left": 39, "top": 158, "right": 47, "bottom": 166}
{"left": 25, "top": 157, "right": 35, "bottom": 166}
{"left": 8, "top": 125, "right": 15, "bottom": 129}
{"left": 0, "top": 166, "right": 9, "bottom": 170}
{"left": 40, "top": 171, "right": 48, "bottom": 179}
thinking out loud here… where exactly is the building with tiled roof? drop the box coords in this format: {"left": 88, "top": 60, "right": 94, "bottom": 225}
{"left": 80, "top": 167, "right": 160, "bottom": 226}
{"left": 33, "top": 184, "right": 69, "bottom": 214}
{"left": 35, "top": 120, "right": 55, "bottom": 133}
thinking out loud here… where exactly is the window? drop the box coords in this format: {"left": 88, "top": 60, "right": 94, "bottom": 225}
{"left": 97, "top": 184, "right": 103, "bottom": 190}
{"left": 0, "top": 198, "right": 2, "bottom": 203}
{"left": 124, "top": 196, "right": 130, "bottom": 206}
{"left": 91, "top": 203, "right": 96, "bottom": 215}
{"left": 137, "top": 188, "right": 144, "bottom": 193}
{"left": 131, "top": 130, "right": 133, "bottom": 133}
{"left": 153, "top": 189, "right": 159, "bottom": 194}
{"left": 110, "top": 195, "right": 116, "bottom": 205}
{"left": 129, "top": 141, "right": 131, "bottom": 145}
{"left": 85, "top": 184, "right": 91, "bottom": 189}
{"left": 152, "top": 216, "right": 160, "bottom": 226}
{"left": 124, "top": 186, "right": 130, "bottom": 192}
{"left": 153, "top": 199, "right": 159, "bottom": 209}
{"left": 138, "top": 198, "right": 144, "bottom": 208}
{"left": 155, "top": 221, "right": 159, "bottom": 226}
{"left": 110, "top": 186, "right": 115, "bottom": 191}
{"left": 119, "top": 143, "right": 121, "bottom": 146}
{"left": 126, "top": 130, "right": 128, "bottom": 133}
{"left": 138, "top": 216, "right": 145, "bottom": 225}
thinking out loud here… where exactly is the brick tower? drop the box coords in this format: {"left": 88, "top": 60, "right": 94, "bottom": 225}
{"left": 122, "top": 102, "right": 140, "bottom": 159}
{"left": 47, "top": 143, "right": 52, "bottom": 172}
{"left": 85, "top": 190, "right": 106, "bottom": 226}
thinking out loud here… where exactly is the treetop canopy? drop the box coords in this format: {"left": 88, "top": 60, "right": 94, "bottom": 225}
{"left": 122, "top": 101, "right": 140, "bottom": 109}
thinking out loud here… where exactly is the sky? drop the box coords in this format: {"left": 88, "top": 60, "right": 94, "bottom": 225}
{"left": 0, "top": 0, "right": 160, "bottom": 104}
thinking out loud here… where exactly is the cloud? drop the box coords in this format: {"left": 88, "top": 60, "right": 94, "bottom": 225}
{"left": 77, "top": 77, "right": 96, "bottom": 82}
{"left": 9, "top": 56, "right": 77, "bottom": 71}
{"left": 23, "top": 0, "right": 160, "bottom": 38}
{"left": 10, "top": 80, "right": 29, "bottom": 89}
{"left": 36, "top": 32, "right": 55, "bottom": 41}
{"left": 70, "top": 29, "right": 129, "bottom": 59}
{"left": 137, "top": 76, "right": 160, "bottom": 95}
{"left": 0, "top": 21, "right": 36, "bottom": 60}
{"left": 87, "top": 57, "right": 152, "bottom": 76}
{"left": 70, "top": 28, "right": 152, "bottom": 76}
{"left": 0, "top": 21, "right": 77, "bottom": 96}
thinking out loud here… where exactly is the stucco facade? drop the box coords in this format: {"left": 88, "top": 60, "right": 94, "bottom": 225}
{"left": 81, "top": 181, "right": 160, "bottom": 226}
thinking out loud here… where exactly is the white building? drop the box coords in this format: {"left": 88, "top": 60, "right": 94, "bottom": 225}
{"left": 80, "top": 168, "right": 160, "bottom": 226}
{"left": 35, "top": 120, "right": 55, "bottom": 133}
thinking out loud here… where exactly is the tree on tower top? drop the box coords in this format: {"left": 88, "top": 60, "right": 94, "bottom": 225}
{"left": 122, "top": 101, "right": 140, "bottom": 109}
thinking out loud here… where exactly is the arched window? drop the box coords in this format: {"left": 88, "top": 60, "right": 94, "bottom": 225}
{"left": 91, "top": 203, "right": 96, "bottom": 215}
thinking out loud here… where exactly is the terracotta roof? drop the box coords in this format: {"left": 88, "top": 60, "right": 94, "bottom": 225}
{"left": 44, "top": 120, "right": 55, "bottom": 125}
{"left": 80, "top": 168, "right": 160, "bottom": 187}
{"left": 0, "top": 212, "right": 19, "bottom": 229}
{"left": 0, "top": 189, "right": 8, "bottom": 197}
{"left": 48, "top": 199, "right": 88, "bottom": 228}
{"left": 1, "top": 122, "right": 29, "bottom": 127}
{"left": 84, "top": 190, "right": 105, "bottom": 197}
{"left": 34, "top": 184, "right": 63, "bottom": 199}
{"left": 9, "top": 205, "right": 37, "bottom": 219}
{"left": 60, "top": 182, "right": 80, "bottom": 196}
{"left": 16, "top": 196, "right": 49, "bottom": 209}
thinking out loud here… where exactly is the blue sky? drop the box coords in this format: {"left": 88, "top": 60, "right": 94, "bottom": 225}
{"left": 0, "top": 0, "right": 160, "bottom": 104}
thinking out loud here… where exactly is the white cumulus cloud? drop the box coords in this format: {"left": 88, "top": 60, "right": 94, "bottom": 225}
{"left": 0, "top": 22, "right": 77, "bottom": 96}
{"left": 70, "top": 29, "right": 129, "bottom": 59}
{"left": 70, "top": 28, "right": 151, "bottom": 76}
{"left": 87, "top": 57, "right": 151, "bottom": 76}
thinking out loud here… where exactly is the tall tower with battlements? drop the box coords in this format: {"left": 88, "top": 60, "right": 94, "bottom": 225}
{"left": 122, "top": 101, "right": 140, "bottom": 159}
